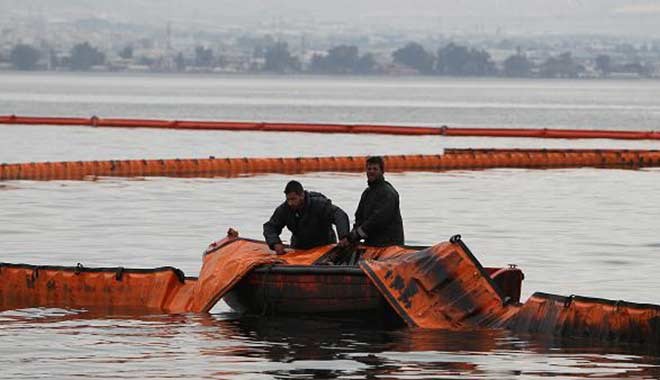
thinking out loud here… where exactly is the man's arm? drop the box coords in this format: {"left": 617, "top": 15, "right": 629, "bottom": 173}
{"left": 263, "top": 205, "right": 287, "bottom": 251}
{"left": 344, "top": 191, "right": 368, "bottom": 244}
{"left": 329, "top": 203, "right": 350, "bottom": 240}
{"left": 354, "top": 191, "right": 366, "bottom": 227}
{"left": 355, "top": 189, "right": 396, "bottom": 238}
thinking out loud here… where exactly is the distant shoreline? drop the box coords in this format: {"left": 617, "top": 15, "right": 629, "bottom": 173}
{"left": 0, "top": 69, "right": 656, "bottom": 81}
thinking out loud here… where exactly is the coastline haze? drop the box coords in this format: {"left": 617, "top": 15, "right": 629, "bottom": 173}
{"left": 1, "top": 0, "right": 660, "bottom": 37}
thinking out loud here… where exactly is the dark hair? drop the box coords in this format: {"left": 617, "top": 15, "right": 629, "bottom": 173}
{"left": 284, "top": 180, "right": 304, "bottom": 194}
{"left": 366, "top": 156, "right": 385, "bottom": 172}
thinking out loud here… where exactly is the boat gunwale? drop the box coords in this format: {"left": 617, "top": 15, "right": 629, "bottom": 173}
{"left": 203, "top": 236, "right": 430, "bottom": 257}
{"left": 250, "top": 265, "right": 365, "bottom": 275}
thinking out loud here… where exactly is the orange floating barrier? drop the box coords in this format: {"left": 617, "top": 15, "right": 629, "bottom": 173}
{"left": 0, "top": 263, "right": 195, "bottom": 313}
{"left": 3, "top": 149, "right": 660, "bottom": 181}
{"left": 359, "top": 235, "right": 519, "bottom": 329}
{"left": 0, "top": 233, "right": 519, "bottom": 319}
{"left": 0, "top": 236, "right": 283, "bottom": 314}
{"left": 4, "top": 114, "right": 660, "bottom": 140}
{"left": 506, "top": 293, "right": 660, "bottom": 345}
{"left": 2, "top": 231, "right": 656, "bottom": 346}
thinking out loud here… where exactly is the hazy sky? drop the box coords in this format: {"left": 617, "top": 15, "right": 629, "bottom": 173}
{"left": 2, "top": 0, "right": 660, "bottom": 37}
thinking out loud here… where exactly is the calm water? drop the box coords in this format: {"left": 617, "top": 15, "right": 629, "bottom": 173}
{"left": 1, "top": 72, "right": 660, "bottom": 379}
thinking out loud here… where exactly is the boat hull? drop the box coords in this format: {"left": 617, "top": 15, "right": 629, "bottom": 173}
{"left": 224, "top": 265, "right": 390, "bottom": 314}
{"left": 223, "top": 264, "right": 524, "bottom": 316}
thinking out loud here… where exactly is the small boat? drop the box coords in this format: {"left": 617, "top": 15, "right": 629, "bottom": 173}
{"left": 223, "top": 262, "right": 524, "bottom": 316}
{"left": 215, "top": 228, "right": 523, "bottom": 316}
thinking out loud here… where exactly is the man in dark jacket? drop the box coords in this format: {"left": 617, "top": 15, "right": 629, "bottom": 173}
{"left": 343, "top": 156, "right": 404, "bottom": 246}
{"left": 264, "top": 180, "right": 350, "bottom": 254}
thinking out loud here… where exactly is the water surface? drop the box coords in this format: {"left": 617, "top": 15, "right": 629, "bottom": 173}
{"left": 1, "top": 73, "right": 659, "bottom": 379}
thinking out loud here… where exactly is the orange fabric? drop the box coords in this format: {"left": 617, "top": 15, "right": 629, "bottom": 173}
{"left": 274, "top": 244, "right": 333, "bottom": 265}
{"left": 189, "top": 238, "right": 283, "bottom": 312}
{"left": 359, "top": 240, "right": 518, "bottom": 329}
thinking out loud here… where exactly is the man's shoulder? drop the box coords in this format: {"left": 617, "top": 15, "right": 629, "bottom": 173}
{"left": 383, "top": 180, "right": 399, "bottom": 193}
{"left": 307, "top": 191, "right": 332, "bottom": 206}
{"left": 371, "top": 179, "right": 397, "bottom": 192}
{"left": 307, "top": 190, "right": 327, "bottom": 199}
{"left": 369, "top": 180, "right": 399, "bottom": 199}
{"left": 273, "top": 201, "right": 291, "bottom": 214}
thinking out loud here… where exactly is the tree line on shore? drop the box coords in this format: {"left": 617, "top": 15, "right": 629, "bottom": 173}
{"left": 5, "top": 40, "right": 654, "bottom": 78}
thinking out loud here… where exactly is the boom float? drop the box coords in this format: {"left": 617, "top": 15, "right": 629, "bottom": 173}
{"left": 0, "top": 232, "right": 657, "bottom": 346}
{"left": 3, "top": 114, "right": 660, "bottom": 140}
{"left": 3, "top": 149, "right": 660, "bottom": 181}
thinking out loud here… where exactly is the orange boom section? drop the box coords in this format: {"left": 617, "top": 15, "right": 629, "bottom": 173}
{"left": 3, "top": 114, "right": 660, "bottom": 140}
{"left": 0, "top": 263, "right": 196, "bottom": 313}
{"left": 506, "top": 293, "right": 660, "bottom": 345}
{"left": 0, "top": 237, "right": 292, "bottom": 314}
{"left": 360, "top": 236, "right": 520, "bottom": 329}
{"left": 1, "top": 234, "right": 659, "bottom": 346}
{"left": 3, "top": 149, "right": 660, "bottom": 181}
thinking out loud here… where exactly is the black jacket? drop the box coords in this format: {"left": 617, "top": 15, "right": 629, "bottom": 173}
{"left": 263, "top": 191, "right": 350, "bottom": 249}
{"left": 354, "top": 177, "right": 404, "bottom": 246}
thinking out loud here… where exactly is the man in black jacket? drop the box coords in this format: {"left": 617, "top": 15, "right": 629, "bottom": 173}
{"left": 342, "top": 156, "right": 404, "bottom": 247}
{"left": 264, "top": 180, "right": 350, "bottom": 254}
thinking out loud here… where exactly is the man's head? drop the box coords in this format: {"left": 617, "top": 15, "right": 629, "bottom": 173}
{"left": 366, "top": 156, "right": 385, "bottom": 183}
{"left": 284, "top": 180, "right": 305, "bottom": 210}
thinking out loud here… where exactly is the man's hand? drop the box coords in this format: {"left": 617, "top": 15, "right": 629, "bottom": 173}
{"left": 347, "top": 229, "right": 361, "bottom": 244}
{"left": 273, "top": 243, "right": 286, "bottom": 255}
{"left": 337, "top": 238, "right": 351, "bottom": 247}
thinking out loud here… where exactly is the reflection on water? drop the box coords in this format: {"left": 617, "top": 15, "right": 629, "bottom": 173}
{"left": 1, "top": 309, "right": 658, "bottom": 379}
